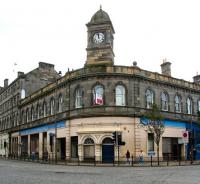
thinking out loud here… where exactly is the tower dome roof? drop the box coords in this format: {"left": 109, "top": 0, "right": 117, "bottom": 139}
{"left": 89, "top": 7, "right": 111, "bottom": 24}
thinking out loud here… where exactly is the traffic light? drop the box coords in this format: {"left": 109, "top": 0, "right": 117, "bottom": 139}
{"left": 117, "top": 132, "right": 122, "bottom": 144}
{"left": 112, "top": 131, "right": 117, "bottom": 142}
{"left": 117, "top": 132, "right": 126, "bottom": 146}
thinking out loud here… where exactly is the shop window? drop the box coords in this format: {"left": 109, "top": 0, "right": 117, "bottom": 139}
{"left": 71, "top": 136, "right": 78, "bottom": 158}
{"left": 115, "top": 85, "right": 126, "bottom": 106}
{"left": 148, "top": 133, "right": 154, "bottom": 151}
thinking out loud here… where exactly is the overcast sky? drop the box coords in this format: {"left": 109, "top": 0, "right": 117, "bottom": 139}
{"left": 1, "top": 0, "right": 200, "bottom": 86}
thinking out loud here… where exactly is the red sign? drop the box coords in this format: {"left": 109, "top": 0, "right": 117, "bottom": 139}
{"left": 182, "top": 131, "right": 188, "bottom": 143}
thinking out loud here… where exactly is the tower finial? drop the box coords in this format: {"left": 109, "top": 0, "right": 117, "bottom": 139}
{"left": 100, "top": 5, "right": 102, "bottom": 10}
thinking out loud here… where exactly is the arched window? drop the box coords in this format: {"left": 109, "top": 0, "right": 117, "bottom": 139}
{"left": 84, "top": 138, "right": 94, "bottom": 145}
{"left": 75, "top": 88, "right": 83, "bottom": 108}
{"left": 93, "top": 85, "right": 104, "bottom": 105}
{"left": 36, "top": 104, "right": 40, "bottom": 119}
{"left": 83, "top": 138, "right": 95, "bottom": 161}
{"left": 102, "top": 137, "right": 114, "bottom": 144}
{"left": 115, "top": 85, "right": 126, "bottom": 106}
{"left": 21, "top": 89, "right": 26, "bottom": 99}
{"left": 187, "top": 97, "right": 192, "bottom": 114}
{"left": 43, "top": 101, "right": 47, "bottom": 117}
{"left": 197, "top": 100, "right": 200, "bottom": 112}
{"left": 161, "top": 92, "right": 168, "bottom": 111}
{"left": 31, "top": 106, "right": 34, "bottom": 121}
{"left": 146, "top": 89, "right": 154, "bottom": 109}
{"left": 175, "top": 95, "right": 181, "bottom": 113}
{"left": 16, "top": 112, "right": 18, "bottom": 126}
{"left": 21, "top": 110, "right": 24, "bottom": 124}
{"left": 26, "top": 108, "right": 29, "bottom": 123}
{"left": 58, "top": 94, "right": 63, "bottom": 113}
{"left": 50, "top": 98, "right": 55, "bottom": 115}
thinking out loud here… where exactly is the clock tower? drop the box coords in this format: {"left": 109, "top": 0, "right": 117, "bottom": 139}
{"left": 85, "top": 7, "right": 115, "bottom": 67}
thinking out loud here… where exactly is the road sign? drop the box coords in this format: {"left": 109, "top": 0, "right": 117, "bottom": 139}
{"left": 182, "top": 131, "right": 188, "bottom": 143}
{"left": 148, "top": 151, "right": 155, "bottom": 157}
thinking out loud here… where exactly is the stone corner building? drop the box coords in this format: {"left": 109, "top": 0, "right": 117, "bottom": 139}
{"left": 0, "top": 8, "right": 200, "bottom": 162}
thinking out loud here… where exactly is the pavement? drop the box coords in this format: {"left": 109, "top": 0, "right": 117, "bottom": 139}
{"left": 0, "top": 159, "right": 200, "bottom": 184}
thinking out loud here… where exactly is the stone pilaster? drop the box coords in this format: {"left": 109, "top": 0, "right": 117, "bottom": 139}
{"left": 28, "top": 135, "right": 30, "bottom": 156}
{"left": 65, "top": 123, "right": 70, "bottom": 159}
{"left": 39, "top": 133, "right": 43, "bottom": 159}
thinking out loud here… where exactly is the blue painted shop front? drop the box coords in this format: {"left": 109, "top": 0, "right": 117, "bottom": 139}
{"left": 19, "top": 121, "right": 65, "bottom": 136}
{"left": 141, "top": 118, "right": 200, "bottom": 160}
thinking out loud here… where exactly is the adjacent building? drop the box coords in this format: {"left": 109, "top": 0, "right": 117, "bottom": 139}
{"left": 0, "top": 62, "right": 59, "bottom": 157}
{"left": 0, "top": 8, "right": 200, "bottom": 162}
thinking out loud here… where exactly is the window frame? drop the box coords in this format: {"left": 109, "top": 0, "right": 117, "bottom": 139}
{"left": 92, "top": 84, "right": 104, "bottom": 106}
{"left": 115, "top": 85, "right": 126, "bottom": 106}
{"left": 145, "top": 89, "right": 154, "bottom": 109}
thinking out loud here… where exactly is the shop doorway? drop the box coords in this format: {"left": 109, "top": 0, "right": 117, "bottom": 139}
{"left": 57, "top": 138, "right": 66, "bottom": 160}
{"left": 30, "top": 134, "right": 39, "bottom": 158}
{"left": 21, "top": 135, "right": 28, "bottom": 156}
{"left": 102, "top": 137, "right": 114, "bottom": 163}
{"left": 162, "top": 137, "right": 182, "bottom": 160}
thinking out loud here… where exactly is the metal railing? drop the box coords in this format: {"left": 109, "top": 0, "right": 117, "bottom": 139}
{"left": 3, "top": 154, "right": 200, "bottom": 167}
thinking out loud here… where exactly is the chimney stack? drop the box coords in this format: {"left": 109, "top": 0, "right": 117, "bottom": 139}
{"left": 18, "top": 71, "right": 24, "bottom": 77}
{"left": 4, "top": 79, "right": 9, "bottom": 88}
{"left": 161, "top": 59, "right": 171, "bottom": 76}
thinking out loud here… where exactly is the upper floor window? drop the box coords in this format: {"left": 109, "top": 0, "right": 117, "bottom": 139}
{"left": 58, "top": 94, "right": 63, "bottom": 113}
{"left": 115, "top": 85, "right": 126, "bottom": 106}
{"left": 197, "top": 100, "right": 200, "bottom": 112}
{"left": 187, "top": 97, "right": 192, "bottom": 114}
{"left": 161, "top": 92, "right": 168, "bottom": 111}
{"left": 146, "top": 89, "right": 154, "bottom": 109}
{"left": 43, "top": 101, "right": 47, "bottom": 117}
{"left": 21, "top": 89, "right": 26, "bottom": 99}
{"left": 75, "top": 88, "right": 83, "bottom": 108}
{"left": 21, "top": 110, "right": 24, "bottom": 124}
{"left": 36, "top": 104, "right": 40, "bottom": 119}
{"left": 175, "top": 95, "right": 181, "bottom": 113}
{"left": 26, "top": 108, "right": 29, "bottom": 123}
{"left": 50, "top": 98, "right": 55, "bottom": 115}
{"left": 93, "top": 85, "right": 104, "bottom": 105}
{"left": 31, "top": 107, "right": 34, "bottom": 121}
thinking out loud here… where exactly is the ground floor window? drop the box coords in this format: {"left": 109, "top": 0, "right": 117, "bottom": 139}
{"left": 71, "top": 136, "right": 78, "bottom": 158}
{"left": 83, "top": 138, "right": 95, "bottom": 161}
{"left": 148, "top": 133, "right": 154, "bottom": 151}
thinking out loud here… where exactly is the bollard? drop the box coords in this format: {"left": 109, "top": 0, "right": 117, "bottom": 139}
{"left": 131, "top": 156, "right": 134, "bottom": 167}
{"left": 167, "top": 154, "right": 169, "bottom": 166}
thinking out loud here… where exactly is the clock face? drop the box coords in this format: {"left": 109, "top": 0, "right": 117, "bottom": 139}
{"left": 93, "top": 32, "right": 105, "bottom": 44}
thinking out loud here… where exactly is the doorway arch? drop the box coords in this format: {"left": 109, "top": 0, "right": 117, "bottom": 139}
{"left": 83, "top": 137, "right": 95, "bottom": 161}
{"left": 102, "top": 137, "right": 114, "bottom": 163}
